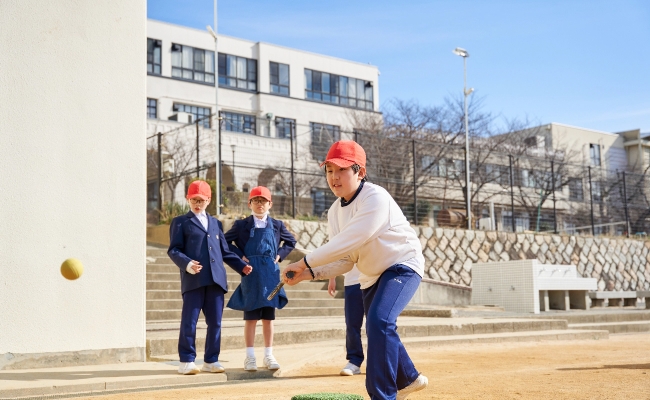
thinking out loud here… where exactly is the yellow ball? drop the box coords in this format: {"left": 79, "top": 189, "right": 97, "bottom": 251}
{"left": 61, "top": 258, "right": 84, "bottom": 280}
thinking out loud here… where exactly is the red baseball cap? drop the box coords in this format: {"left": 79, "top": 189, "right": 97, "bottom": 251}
{"left": 249, "top": 186, "right": 272, "bottom": 202}
{"left": 320, "top": 140, "right": 366, "bottom": 168}
{"left": 186, "top": 180, "right": 212, "bottom": 200}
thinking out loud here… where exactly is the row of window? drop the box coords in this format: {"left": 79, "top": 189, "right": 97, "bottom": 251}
{"left": 148, "top": 98, "right": 297, "bottom": 138}
{"left": 147, "top": 38, "right": 374, "bottom": 110}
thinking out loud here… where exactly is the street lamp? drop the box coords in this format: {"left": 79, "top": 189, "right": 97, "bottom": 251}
{"left": 230, "top": 144, "right": 236, "bottom": 188}
{"left": 453, "top": 47, "right": 474, "bottom": 230}
{"left": 207, "top": 0, "right": 221, "bottom": 212}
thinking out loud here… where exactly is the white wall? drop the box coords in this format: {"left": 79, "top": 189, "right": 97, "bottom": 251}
{"left": 0, "top": 0, "right": 146, "bottom": 364}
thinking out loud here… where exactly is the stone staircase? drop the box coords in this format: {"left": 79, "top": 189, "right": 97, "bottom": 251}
{"left": 540, "top": 310, "right": 650, "bottom": 334}
{"left": 146, "top": 246, "right": 344, "bottom": 322}
{"left": 145, "top": 246, "right": 617, "bottom": 362}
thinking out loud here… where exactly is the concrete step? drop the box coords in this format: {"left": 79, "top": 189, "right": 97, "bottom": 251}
{"left": 399, "top": 329, "right": 609, "bottom": 348}
{"left": 569, "top": 320, "right": 650, "bottom": 334}
{"left": 536, "top": 310, "right": 650, "bottom": 324}
{"left": 146, "top": 280, "right": 328, "bottom": 291}
{"left": 147, "top": 306, "right": 345, "bottom": 321}
{"left": 146, "top": 289, "right": 335, "bottom": 300}
{"left": 146, "top": 316, "right": 571, "bottom": 358}
{"left": 147, "top": 298, "right": 344, "bottom": 311}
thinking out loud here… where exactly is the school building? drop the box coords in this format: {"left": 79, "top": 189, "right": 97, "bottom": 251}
{"left": 146, "top": 19, "right": 380, "bottom": 217}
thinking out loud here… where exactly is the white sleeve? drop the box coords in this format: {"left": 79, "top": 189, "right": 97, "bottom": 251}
{"left": 306, "top": 191, "right": 388, "bottom": 267}
{"left": 186, "top": 261, "right": 196, "bottom": 275}
{"left": 312, "top": 258, "right": 354, "bottom": 280}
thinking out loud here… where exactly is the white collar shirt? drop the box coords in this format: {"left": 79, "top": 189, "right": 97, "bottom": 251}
{"left": 192, "top": 211, "right": 208, "bottom": 231}
{"left": 253, "top": 214, "right": 268, "bottom": 229}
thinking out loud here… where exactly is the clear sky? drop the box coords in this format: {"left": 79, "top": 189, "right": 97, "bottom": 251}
{"left": 148, "top": 0, "right": 650, "bottom": 134}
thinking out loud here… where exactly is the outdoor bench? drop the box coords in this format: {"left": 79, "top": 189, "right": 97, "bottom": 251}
{"left": 588, "top": 291, "right": 639, "bottom": 307}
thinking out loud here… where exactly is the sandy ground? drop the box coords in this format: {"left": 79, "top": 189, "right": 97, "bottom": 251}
{"left": 81, "top": 334, "right": 650, "bottom": 400}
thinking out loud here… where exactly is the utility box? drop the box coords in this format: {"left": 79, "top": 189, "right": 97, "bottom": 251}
{"left": 471, "top": 260, "right": 597, "bottom": 314}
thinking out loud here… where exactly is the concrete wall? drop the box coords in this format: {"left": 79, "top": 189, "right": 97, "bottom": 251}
{"left": 0, "top": 1, "right": 146, "bottom": 369}
{"left": 282, "top": 220, "right": 650, "bottom": 293}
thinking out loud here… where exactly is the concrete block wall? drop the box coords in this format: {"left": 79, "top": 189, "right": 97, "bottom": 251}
{"left": 281, "top": 219, "right": 650, "bottom": 292}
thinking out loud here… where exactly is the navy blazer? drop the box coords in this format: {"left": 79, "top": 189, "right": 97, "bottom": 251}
{"left": 168, "top": 212, "right": 248, "bottom": 294}
{"left": 225, "top": 216, "right": 297, "bottom": 262}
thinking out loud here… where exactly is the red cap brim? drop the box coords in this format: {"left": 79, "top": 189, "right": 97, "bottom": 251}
{"left": 319, "top": 158, "right": 355, "bottom": 168}
{"left": 187, "top": 194, "right": 209, "bottom": 200}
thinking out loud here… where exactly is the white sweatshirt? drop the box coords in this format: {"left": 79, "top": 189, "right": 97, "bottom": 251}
{"left": 306, "top": 182, "right": 425, "bottom": 289}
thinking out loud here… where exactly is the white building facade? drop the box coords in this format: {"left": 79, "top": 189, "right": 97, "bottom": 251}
{"left": 1, "top": 1, "right": 146, "bottom": 368}
{"left": 146, "top": 20, "right": 380, "bottom": 217}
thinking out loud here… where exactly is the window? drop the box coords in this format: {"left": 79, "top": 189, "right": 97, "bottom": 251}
{"left": 147, "top": 98, "right": 157, "bottom": 119}
{"left": 147, "top": 39, "right": 161, "bottom": 75}
{"left": 223, "top": 112, "right": 256, "bottom": 135}
{"left": 173, "top": 103, "right": 211, "bottom": 128}
{"left": 311, "top": 188, "right": 337, "bottom": 218}
{"left": 171, "top": 44, "right": 215, "bottom": 84}
{"left": 591, "top": 180, "right": 602, "bottom": 202}
{"left": 589, "top": 143, "right": 601, "bottom": 166}
{"left": 520, "top": 169, "right": 536, "bottom": 188}
{"left": 218, "top": 53, "right": 257, "bottom": 91}
{"left": 275, "top": 117, "right": 295, "bottom": 139}
{"left": 270, "top": 62, "right": 289, "bottom": 95}
{"left": 305, "top": 69, "right": 373, "bottom": 110}
{"left": 310, "top": 122, "right": 340, "bottom": 161}
{"left": 569, "top": 178, "right": 583, "bottom": 201}
{"left": 502, "top": 211, "right": 529, "bottom": 232}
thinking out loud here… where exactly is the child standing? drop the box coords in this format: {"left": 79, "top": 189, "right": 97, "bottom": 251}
{"left": 168, "top": 180, "right": 252, "bottom": 375}
{"left": 225, "top": 186, "right": 297, "bottom": 371}
{"left": 328, "top": 265, "right": 365, "bottom": 376}
{"left": 284, "top": 141, "right": 428, "bottom": 400}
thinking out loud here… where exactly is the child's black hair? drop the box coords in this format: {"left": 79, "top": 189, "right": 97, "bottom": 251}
{"left": 323, "top": 163, "right": 368, "bottom": 182}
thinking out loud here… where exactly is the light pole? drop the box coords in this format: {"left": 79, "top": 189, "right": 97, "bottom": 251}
{"left": 230, "top": 144, "right": 236, "bottom": 188}
{"left": 453, "top": 47, "right": 474, "bottom": 230}
{"left": 207, "top": 0, "right": 221, "bottom": 212}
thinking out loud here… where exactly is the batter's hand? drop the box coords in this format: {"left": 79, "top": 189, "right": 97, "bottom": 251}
{"left": 282, "top": 259, "right": 308, "bottom": 286}
{"left": 242, "top": 265, "right": 253, "bottom": 275}
{"left": 328, "top": 278, "right": 336, "bottom": 297}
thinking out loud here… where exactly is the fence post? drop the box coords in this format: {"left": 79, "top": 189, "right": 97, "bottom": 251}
{"left": 196, "top": 120, "right": 200, "bottom": 178}
{"left": 354, "top": 130, "right": 358, "bottom": 143}
{"left": 622, "top": 171, "right": 630, "bottom": 238}
{"left": 290, "top": 121, "right": 296, "bottom": 219}
{"left": 412, "top": 139, "right": 418, "bottom": 225}
{"left": 551, "top": 160, "right": 558, "bottom": 234}
{"left": 157, "top": 132, "right": 163, "bottom": 215}
{"left": 588, "top": 166, "right": 595, "bottom": 236}
{"left": 509, "top": 155, "right": 516, "bottom": 232}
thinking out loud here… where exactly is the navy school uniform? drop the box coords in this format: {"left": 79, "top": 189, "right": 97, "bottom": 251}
{"left": 168, "top": 211, "right": 248, "bottom": 363}
{"left": 225, "top": 216, "right": 297, "bottom": 314}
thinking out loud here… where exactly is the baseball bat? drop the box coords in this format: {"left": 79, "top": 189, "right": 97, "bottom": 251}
{"left": 267, "top": 271, "right": 295, "bottom": 301}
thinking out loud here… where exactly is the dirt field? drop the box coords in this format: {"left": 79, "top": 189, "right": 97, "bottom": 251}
{"left": 82, "top": 334, "right": 650, "bottom": 400}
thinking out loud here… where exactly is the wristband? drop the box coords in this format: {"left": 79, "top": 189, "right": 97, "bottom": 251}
{"left": 304, "top": 257, "right": 315, "bottom": 279}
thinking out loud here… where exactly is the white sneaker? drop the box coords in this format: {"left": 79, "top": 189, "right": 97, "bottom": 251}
{"left": 396, "top": 374, "right": 428, "bottom": 400}
{"left": 340, "top": 362, "right": 361, "bottom": 376}
{"left": 201, "top": 361, "right": 225, "bottom": 373}
{"left": 244, "top": 356, "right": 258, "bottom": 371}
{"left": 177, "top": 361, "right": 200, "bottom": 375}
{"left": 263, "top": 355, "right": 281, "bottom": 370}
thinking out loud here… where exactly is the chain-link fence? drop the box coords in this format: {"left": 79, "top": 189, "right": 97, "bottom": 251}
{"left": 146, "top": 114, "right": 650, "bottom": 237}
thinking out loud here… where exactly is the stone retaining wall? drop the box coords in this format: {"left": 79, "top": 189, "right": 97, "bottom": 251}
{"left": 282, "top": 219, "right": 650, "bottom": 292}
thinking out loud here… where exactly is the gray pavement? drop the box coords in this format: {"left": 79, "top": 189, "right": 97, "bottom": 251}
{"left": 0, "top": 312, "right": 614, "bottom": 399}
